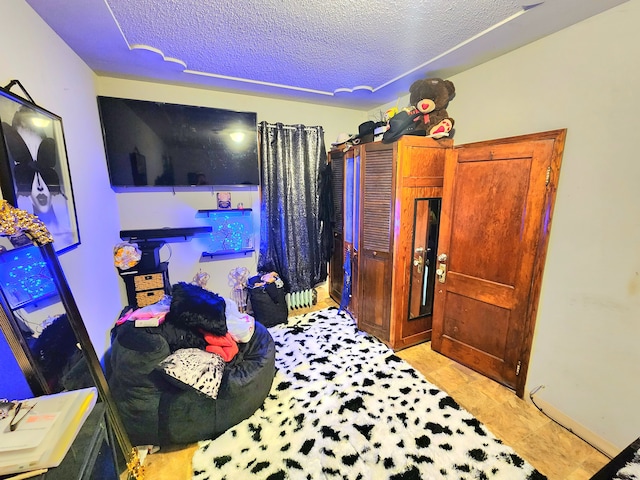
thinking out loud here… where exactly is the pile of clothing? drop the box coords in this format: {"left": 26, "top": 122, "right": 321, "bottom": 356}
{"left": 107, "top": 281, "right": 276, "bottom": 447}
{"left": 116, "top": 282, "right": 255, "bottom": 361}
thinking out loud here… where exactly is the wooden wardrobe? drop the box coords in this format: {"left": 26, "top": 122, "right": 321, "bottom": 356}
{"left": 329, "top": 129, "right": 566, "bottom": 398}
{"left": 329, "top": 136, "right": 451, "bottom": 350}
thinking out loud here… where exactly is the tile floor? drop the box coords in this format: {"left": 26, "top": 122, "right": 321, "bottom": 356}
{"left": 131, "top": 285, "right": 610, "bottom": 480}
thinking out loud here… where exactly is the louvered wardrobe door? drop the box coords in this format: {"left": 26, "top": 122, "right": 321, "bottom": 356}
{"left": 330, "top": 150, "right": 344, "bottom": 235}
{"left": 357, "top": 144, "right": 395, "bottom": 341}
{"left": 328, "top": 149, "right": 345, "bottom": 303}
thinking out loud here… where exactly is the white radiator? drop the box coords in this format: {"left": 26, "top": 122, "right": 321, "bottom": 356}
{"left": 285, "top": 289, "right": 316, "bottom": 310}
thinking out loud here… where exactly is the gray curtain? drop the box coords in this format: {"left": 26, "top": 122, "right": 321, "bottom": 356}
{"left": 258, "top": 122, "right": 327, "bottom": 293}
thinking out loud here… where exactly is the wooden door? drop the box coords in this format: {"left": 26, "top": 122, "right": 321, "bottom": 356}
{"left": 431, "top": 130, "right": 565, "bottom": 396}
{"left": 390, "top": 137, "right": 449, "bottom": 349}
{"left": 357, "top": 144, "right": 394, "bottom": 342}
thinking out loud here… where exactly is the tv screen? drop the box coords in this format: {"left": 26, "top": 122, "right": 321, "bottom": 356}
{"left": 97, "top": 96, "right": 259, "bottom": 187}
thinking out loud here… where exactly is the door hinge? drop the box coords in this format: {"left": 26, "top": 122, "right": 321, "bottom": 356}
{"left": 545, "top": 167, "right": 551, "bottom": 186}
{"left": 515, "top": 360, "right": 522, "bottom": 376}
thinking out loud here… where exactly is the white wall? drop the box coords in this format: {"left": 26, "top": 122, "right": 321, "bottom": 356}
{"left": 0, "top": 0, "right": 122, "bottom": 356}
{"left": 373, "top": 1, "right": 640, "bottom": 453}
{"left": 95, "top": 77, "right": 366, "bottom": 298}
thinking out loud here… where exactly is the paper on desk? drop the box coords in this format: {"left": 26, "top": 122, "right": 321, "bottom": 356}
{"left": 0, "top": 387, "right": 97, "bottom": 476}
{"left": 0, "top": 411, "right": 60, "bottom": 451}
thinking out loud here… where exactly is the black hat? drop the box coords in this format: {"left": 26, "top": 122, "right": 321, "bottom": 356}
{"left": 349, "top": 121, "right": 376, "bottom": 145}
{"left": 382, "top": 111, "right": 426, "bottom": 144}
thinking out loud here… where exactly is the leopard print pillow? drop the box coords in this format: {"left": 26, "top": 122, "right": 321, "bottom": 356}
{"left": 157, "top": 348, "right": 225, "bottom": 399}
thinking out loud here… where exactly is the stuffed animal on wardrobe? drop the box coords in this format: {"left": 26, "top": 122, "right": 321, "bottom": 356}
{"left": 408, "top": 77, "right": 456, "bottom": 138}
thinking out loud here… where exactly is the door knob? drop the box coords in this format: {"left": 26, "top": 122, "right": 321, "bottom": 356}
{"left": 413, "top": 255, "right": 424, "bottom": 273}
{"left": 436, "top": 253, "right": 447, "bottom": 283}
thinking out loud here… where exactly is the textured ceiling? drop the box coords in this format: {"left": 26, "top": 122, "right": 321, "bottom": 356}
{"left": 25, "top": 0, "right": 627, "bottom": 109}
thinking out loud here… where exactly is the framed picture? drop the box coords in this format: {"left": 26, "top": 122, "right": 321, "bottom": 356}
{"left": 0, "top": 85, "right": 80, "bottom": 253}
{"left": 217, "top": 191, "right": 232, "bottom": 209}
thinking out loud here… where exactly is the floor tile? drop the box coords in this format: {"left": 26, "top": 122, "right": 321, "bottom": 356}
{"left": 513, "top": 421, "right": 600, "bottom": 479}
{"left": 422, "top": 363, "right": 477, "bottom": 393}
{"left": 581, "top": 449, "right": 611, "bottom": 473}
{"left": 473, "top": 395, "right": 550, "bottom": 446}
{"left": 397, "top": 344, "right": 452, "bottom": 374}
{"left": 446, "top": 381, "right": 502, "bottom": 418}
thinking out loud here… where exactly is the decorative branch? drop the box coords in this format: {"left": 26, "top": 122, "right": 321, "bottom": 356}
{"left": 126, "top": 447, "right": 146, "bottom": 480}
{"left": 0, "top": 200, "right": 53, "bottom": 246}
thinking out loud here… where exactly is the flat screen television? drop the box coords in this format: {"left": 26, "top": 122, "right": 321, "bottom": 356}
{"left": 97, "top": 96, "right": 259, "bottom": 187}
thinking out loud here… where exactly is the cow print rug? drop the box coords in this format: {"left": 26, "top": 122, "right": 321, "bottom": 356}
{"left": 192, "top": 307, "right": 546, "bottom": 479}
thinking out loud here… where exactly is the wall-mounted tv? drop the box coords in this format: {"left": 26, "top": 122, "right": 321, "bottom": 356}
{"left": 97, "top": 96, "right": 259, "bottom": 187}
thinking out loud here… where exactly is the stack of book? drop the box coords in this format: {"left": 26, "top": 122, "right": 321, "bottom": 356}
{"left": 0, "top": 387, "right": 97, "bottom": 476}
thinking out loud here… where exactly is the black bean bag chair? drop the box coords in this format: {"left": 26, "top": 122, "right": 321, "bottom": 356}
{"left": 107, "top": 318, "right": 276, "bottom": 447}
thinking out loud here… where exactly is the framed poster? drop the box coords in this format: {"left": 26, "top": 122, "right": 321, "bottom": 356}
{"left": 217, "top": 191, "right": 232, "bottom": 209}
{"left": 0, "top": 85, "right": 80, "bottom": 253}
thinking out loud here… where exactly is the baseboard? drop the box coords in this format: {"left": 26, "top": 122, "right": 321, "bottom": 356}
{"left": 527, "top": 394, "right": 619, "bottom": 458}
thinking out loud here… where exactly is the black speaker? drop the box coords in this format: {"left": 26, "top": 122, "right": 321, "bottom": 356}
{"left": 136, "top": 241, "right": 164, "bottom": 270}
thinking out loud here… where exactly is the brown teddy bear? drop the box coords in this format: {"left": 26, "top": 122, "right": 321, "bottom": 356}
{"left": 408, "top": 77, "right": 456, "bottom": 138}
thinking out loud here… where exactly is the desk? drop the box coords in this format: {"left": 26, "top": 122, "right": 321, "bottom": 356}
{"left": 1, "top": 403, "right": 120, "bottom": 480}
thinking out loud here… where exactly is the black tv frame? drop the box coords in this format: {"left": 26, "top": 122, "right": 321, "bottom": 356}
{"left": 97, "top": 96, "right": 260, "bottom": 188}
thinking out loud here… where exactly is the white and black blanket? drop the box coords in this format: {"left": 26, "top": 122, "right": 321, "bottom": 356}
{"left": 192, "top": 307, "right": 546, "bottom": 479}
